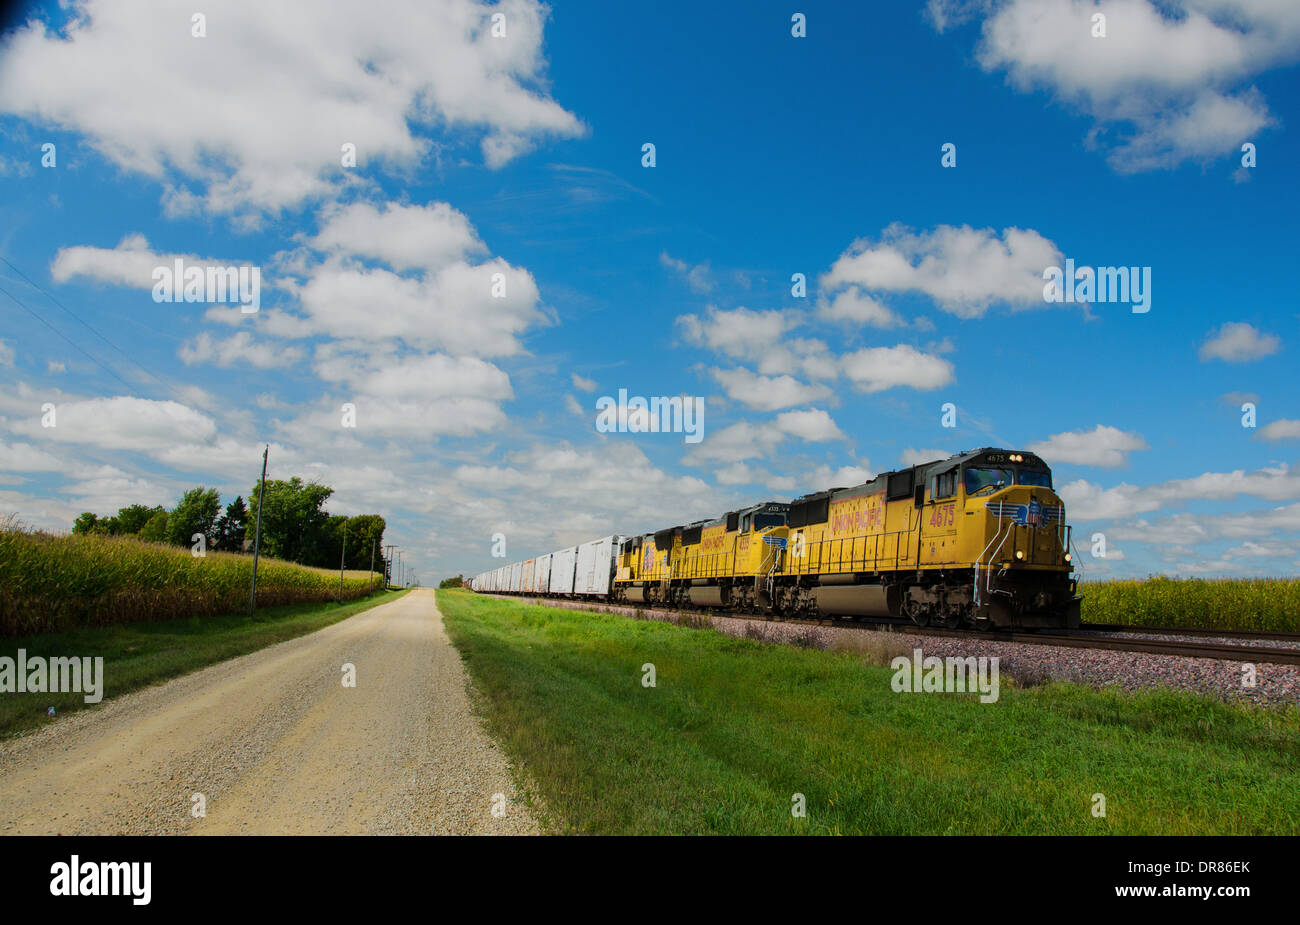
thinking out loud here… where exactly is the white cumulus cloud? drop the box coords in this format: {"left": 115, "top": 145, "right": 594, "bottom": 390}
{"left": 928, "top": 0, "right": 1300, "bottom": 172}
{"left": 840, "top": 344, "right": 955, "bottom": 393}
{"left": 822, "top": 223, "right": 1063, "bottom": 317}
{"left": 1259, "top": 419, "right": 1300, "bottom": 442}
{"left": 709, "top": 368, "right": 833, "bottom": 412}
{"left": 1199, "top": 322, "right": 1281, "bottom": 363}
{"left": 1028, "top": 425, "right": 1149, "bottom": 468}
{"left": 0, "top": 0, "right": 584, "bottom": 216}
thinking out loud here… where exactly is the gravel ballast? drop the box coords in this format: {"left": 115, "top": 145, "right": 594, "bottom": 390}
{"left": 508, "top": 596, "right": 1300, "bottom": 709}
{"left": 0, "top": 589, "right": 539, "bottom": 835}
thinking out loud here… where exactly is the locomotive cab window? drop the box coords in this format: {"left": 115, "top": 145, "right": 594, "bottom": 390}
{"left": 932, "top": 469, "right": 957, "bottom": 499}
{"left": 964, "top": 467, "right": 1013, "bottom": 496}
{"left": 1017, "top": 469, "right": 1052, "bottom": 488}
{"left": 753, "top": 513, "right": 785, "bottom": 530}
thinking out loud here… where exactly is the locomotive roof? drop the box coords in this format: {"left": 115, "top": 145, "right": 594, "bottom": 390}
{"left": 722, "top": 499, "right": 790, "bottom": 519}
{"left": 821, "top": 447, "right": 1051, "bottom": 501}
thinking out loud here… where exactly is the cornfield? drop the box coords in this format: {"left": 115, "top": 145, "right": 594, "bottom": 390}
{"left": 1, "top": 521, "right": 384, "bottom": 637}
{"left": 1080, "top": 576, "right": 1300, "bottom": 633}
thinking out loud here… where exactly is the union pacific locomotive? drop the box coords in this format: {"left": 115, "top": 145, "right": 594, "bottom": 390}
{"left": 468, "top": 448, "right": 1081, "bottom": 630}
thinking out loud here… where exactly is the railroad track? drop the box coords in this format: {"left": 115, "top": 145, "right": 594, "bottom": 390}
{"left": 1080, "top": 622, "right": 1300, "bottom": 642}
{"left": 494, "top": 594, "right": 1300, "bottom": 667}
{"left": 916, "top": 626, "right": 1300, "bottom": 666}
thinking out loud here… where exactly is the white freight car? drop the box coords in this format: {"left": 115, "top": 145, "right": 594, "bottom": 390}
{"left": 549, "top": 546, "right": 577, "bottom": 594}
{"left": 574, "top": 535, "right": 625, "bottom": 596}
{"left": 535, "top": 553, "right": 552, "bottom": 593}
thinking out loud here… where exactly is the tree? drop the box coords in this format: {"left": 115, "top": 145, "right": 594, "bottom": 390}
{"left": 213, "top": 496, "right": 248, "bottom": 552}
{"left": 438, "top": 575, "right": 463, "bottom": 589}
{"left": 73, "top": 505, "right": 162, "bottom": 537}
{"left": 114, "top": 504, "right": 163, "bottom": 537}
{"left": 65, "top": 477, "right": 387, "bottom": 569}
{"left": 304, "top": 514, "right": 348, "bottom": 569}
{"left": 245, "top": 477, "right": 333, "bottom": 564}
{"left": 139, "top": 510, "right": 169, "bottom": 543}
{"left": 166, "top": 486, "right": 222, "bottom": 548}
{"left": 343, "top": 514, "right": 386, "bottom": 571}
{"left": 72, "top": 512, "right": 100, "bottom": 535}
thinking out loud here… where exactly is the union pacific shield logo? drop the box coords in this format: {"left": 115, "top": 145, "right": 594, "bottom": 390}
{"left": 1026, "top": 501, "right": 1042, "bottom": 527}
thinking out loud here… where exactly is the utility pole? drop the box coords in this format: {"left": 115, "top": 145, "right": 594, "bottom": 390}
{"left": 338, "top": 518, "right": 347, "bottom": 604}
{"left": 384, "top": 545, "right": 395, "bottom": 589}
{"left": 397, "top": 550, "right": 403, "bottom": 588}
{"left": 248, "top": 444, "right": 268, "bottom": 617}
{"left": 368, "top": 538, "right": 376, "bottom": 593}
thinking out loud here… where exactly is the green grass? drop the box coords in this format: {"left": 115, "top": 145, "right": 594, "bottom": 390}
{"left": 0, "top": 523, "right": 383, "bottom": 636}
{"left": 439, "top": 590, "right": 1300, "bottom": 835}
{"left": 0, "top": 588, "right": 409, "bottom": 738}
{"left": 1081, "top": 576, "right": 1300, "bottom": 632}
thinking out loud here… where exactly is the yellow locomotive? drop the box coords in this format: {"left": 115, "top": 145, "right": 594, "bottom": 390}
{"left": 770, "top": 447, "right": 1079, "bottom": 629}
{"left": 474, "top": 447, "right": 1080, "bottom": 630}
{"left": 614, "top": 501, "right": 789, "bottom": 611}
{"left": 607, "top": 448, "right": 1079, "bottom": 629}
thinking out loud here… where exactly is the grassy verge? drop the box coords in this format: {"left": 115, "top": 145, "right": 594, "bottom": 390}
{"left": 439, "top": 590, "right": 1300, "bottom": 835}
{"left": 1080, "top": 576, "right": 1300, "bottom": 632}
{"left": 0, "top": 588, "right": 409, "bottom": 738}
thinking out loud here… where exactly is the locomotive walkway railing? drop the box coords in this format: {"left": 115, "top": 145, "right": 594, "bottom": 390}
{"left": 783, "top": 529, "right": 916, "bottom": 576}
{"left": 675, "top": 551, "right": 738, "bottom": 580}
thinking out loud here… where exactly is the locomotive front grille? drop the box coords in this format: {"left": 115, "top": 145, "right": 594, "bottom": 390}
{"left": 986, "top": 501, "right": 1064, "bottom": 525}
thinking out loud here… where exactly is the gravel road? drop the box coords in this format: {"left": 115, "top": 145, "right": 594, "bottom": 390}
{"left": 0, "top": 589, "right": 539, "bottom": 835}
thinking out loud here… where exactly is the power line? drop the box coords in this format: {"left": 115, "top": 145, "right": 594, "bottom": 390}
{"left": 0, "top": 282, "right": 141, "bottom": 394}
{"left": 0, "top": 254, "right": 175, "bottom": 393}
{"left": 0, "top": 263, "right": 237, "bottom": 445}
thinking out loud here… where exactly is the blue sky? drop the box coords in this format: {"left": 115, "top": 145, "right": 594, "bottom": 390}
{"left": 1, "top": 0, "right": 1298, "bottom": 584}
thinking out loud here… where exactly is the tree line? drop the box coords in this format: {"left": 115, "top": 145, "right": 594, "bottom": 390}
{"left": 72, "top": 477, "right": 388, "bottom": 573}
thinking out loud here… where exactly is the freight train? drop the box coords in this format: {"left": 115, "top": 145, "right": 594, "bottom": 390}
{"left": 468, "top": 447, "right": 1081, "bottom": 630}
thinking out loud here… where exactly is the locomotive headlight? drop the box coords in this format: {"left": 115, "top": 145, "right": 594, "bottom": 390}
{"left": 1015, "top": 550, "right": 1024, "bottom": 560}
{"left": 1064, "top": 552, "right": 1072, "bottom": 562}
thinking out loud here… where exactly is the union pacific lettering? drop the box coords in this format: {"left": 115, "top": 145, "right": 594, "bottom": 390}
{"left": 701, "top": 526, "right": 726, "bottom": 552}
{"left": 829, "top": 493, "right": 885, "bottom": 536}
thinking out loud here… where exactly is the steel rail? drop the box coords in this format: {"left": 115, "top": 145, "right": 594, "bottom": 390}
{"left": 1080, "top": 622, "right": 1300, "bottom": 642}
